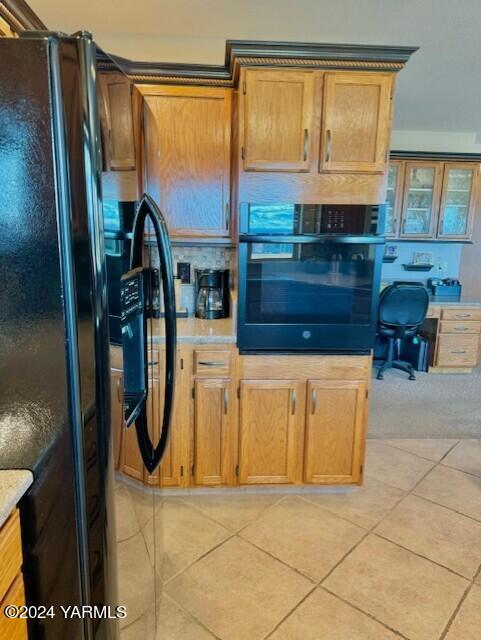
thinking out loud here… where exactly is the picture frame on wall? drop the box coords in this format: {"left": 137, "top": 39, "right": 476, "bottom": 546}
{"left": 413, "top": 251, "right": 433, "bottom": 265}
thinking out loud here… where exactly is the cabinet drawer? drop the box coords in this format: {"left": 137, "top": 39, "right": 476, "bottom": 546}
{"left": 436, "top": 334, "right": 479, "bottom": 367}
{"left": 439, "top": 321, "right": 481, "bottom": 335}
{"left": 0, "top": 510, "right": 22, "bottom": 604}
{"left": 0, "top": 573, "right": 27, "bottom": 640}
{"left": 194, "top": 350, "right": 231, "bottom": 377}
{"left": 441, "top": 308, "right": 481, "bottom": 321}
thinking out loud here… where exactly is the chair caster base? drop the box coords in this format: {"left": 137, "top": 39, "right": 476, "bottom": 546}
{"left": 409, "top": 374, "right": 416, "bottom": 381}
{"left": 376, "top": 373, "right": 384, "bottom": 380}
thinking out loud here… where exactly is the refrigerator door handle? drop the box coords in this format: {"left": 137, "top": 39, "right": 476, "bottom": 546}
{"left": 129, "top": 194, "right": 177, "bottom": 474}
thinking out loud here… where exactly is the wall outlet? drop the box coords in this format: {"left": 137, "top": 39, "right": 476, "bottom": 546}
{"left": 177, "top": 262, "right": 191, "bottom": 284}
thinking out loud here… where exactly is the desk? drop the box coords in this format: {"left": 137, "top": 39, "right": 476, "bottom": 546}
{"left": 424, "top": 299, "right": 481, "bottom": 372}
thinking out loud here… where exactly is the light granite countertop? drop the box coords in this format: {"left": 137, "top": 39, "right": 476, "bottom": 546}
{"left": 0, "top": 470, "right": 33, "bottom": 527}
{"left": 429, "top": 297, "right": 481, "bottom": 307}
{"left": 151, "top": 316, "right": 236, "bottom": 344}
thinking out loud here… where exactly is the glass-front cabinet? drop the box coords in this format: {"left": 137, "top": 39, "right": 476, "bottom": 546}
{"left": 437, "top": 163, "right": 478, "bottom": 239}
{"left": 384, "top": 160, "right": 404, "bottom": 237}
{"left": 400, "top": 161, "right": 443, "bottom": 238}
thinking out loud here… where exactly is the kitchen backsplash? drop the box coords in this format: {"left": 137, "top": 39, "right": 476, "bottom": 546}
{"left": 381, "top": 241, "right": 462, "bottom": 284}
{"left": 144, "top": 244, "right": 234, "bottom": 315}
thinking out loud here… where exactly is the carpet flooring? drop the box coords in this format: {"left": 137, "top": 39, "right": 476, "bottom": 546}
{"left": 369, "top": 365, "right": 481, "bottom": 438}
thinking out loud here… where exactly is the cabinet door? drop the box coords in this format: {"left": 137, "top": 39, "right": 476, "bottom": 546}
{"left": 242, "top": 69, "right": 314, "bottom": 172}
{"left": 304, "top": 380, "right": 366, "bottom": 484}
{"left": 437, "top": 163, "right": 479, "bottom": 240}
{"left": 194, "top": 379, "right": 236, "bottom": 486}
{"left": 98, "top": 73, "right": 136, "bottom": 171}
{"left": 239, "top": 380, "right": 303, "bottom": 484}
{"left": 110, "top": 368, "right": 124, "bottom": 470}
{"left": 143, "top": 377, "right": 161, "bottom": 486}
{"left": 400, "top": 162, "right": 443, "bottom": 238}
{"left": 143, "top": 86, "right": 231, "bottom": 237}
{"left": 154, "top": 350, "right": 186, "bottom": 488}
{"left": 320, "top": 72, "right": 393, "bottom": 173}
{"left": 384, "top": 160, "right": 404, "bottom": 237}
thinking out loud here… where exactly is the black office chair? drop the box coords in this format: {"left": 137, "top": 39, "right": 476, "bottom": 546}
{"left": 376, "top": 282, "right": 429, "bottom": 381}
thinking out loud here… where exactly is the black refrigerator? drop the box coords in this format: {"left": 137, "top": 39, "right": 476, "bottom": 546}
{"left": 0, "top": 33, "right": 176, "bottom": 640}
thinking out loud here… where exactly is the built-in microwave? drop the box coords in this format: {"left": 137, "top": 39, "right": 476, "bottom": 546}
{"left": 237, "top": 203, "right": 385, "bottom": 353}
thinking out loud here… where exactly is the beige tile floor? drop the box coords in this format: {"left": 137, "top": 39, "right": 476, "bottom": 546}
{"left": 117, "top": 438, "right": 481, "bottom": 640}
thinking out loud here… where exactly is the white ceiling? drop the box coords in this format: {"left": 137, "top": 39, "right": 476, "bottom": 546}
{"left": 30, "top": 0, "right": 481, "bottom": 145}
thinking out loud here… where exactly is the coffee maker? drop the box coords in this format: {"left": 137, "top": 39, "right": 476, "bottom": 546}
{"left": 195, "top": 269, "right": 230, "bottom": 319}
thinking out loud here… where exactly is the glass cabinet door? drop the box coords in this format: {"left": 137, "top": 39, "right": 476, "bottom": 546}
{"left": 384, "top": 161, "right": 404, "bottom": 236}
{"left": 400, "top": 162, "right": 442, "bottom": 238}
{"left": 437, "top": 163, "right": 478, "bottom": 239}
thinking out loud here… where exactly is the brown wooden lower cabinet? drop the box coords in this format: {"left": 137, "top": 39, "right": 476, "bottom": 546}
{"left": 0, "top": 510, "right": 28, "bottom": 640}
{"left": 304, "top": 380, "right": 367, "bottom": 484}
{"left": 239, "top": 380, "right": 303, "bottom": 485}
{"left": 193, "top": 378, "right": 237, "bottom": 486}
{"left": 112, "top": 346, "right": 371, "bottom": 488}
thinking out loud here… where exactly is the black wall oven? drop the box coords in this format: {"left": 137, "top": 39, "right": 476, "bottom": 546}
{"left": 238, "top": 203, "right": 385, "bottom": 353}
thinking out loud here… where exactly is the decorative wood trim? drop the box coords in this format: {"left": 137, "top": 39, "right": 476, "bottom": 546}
{"left": 391, "top": 150, "right": 481, "bottom": 163}
{"left": 108, "top": 39, "right": 418, "bottom": 87}
{"left": 0, "top": 0, "right": 46, "bottom": 32}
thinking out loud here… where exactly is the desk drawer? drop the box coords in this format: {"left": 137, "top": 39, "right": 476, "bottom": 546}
{"left": 439, "top": 321, "right": 481, "bottom": 335}
{"left": 441, "top": 308, "right": 481, "bottom": 321}
{"left": 436, "top": 334, "right": 479, "bottom": 367}
{"left": 0, "top": 510, "right": 22, "bottom": 604}
{"left": 194, "top": 350, "right": 231, "bottom": 377}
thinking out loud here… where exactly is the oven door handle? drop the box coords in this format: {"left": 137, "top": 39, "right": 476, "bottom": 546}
{"left": 238, "top": 234, "right": 385, "bottom": 244}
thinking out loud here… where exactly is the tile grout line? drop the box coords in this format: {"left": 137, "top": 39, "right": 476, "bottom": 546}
{"left": 161, "top": 592, "right": 223, "bottom": 640}
{"left": 371, "top": 439, "right": 460, "bottom": 463}
{"left": 407, "top": 491, "right": 481, "bottom": 525}
{"left": 178, "top": 491, "right": 289, "bottom": 535}
{"left": 439, "top": 563, "right": 481, "bottom": 639}
{"left": 262, "top": 585, "right": 318, "bottom": 640}
{"left": 320, "top": 585, "right": 410, "bottom": 639}
{"left": 163, "top": 533, "right": 236, "bottom": 587}
{"left": 371, "top": 530, "right": 473, "bottom": 582}
{"left": 312, "top": 440, "right": 470, "bottom": 638}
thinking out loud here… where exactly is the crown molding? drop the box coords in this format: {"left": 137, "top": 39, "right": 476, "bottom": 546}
{"left": 0, "top": 0, "right": 45, "bottom": 32}
{"left": 391, "top": 150, "right": 481, "bottom": 163}
{"left": 107, "top": 39, "right": 418, "bottom": 86}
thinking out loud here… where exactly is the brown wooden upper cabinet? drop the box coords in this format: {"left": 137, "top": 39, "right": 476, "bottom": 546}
{"left": 384, "top": 160, "right": 404, "bottom": 237}
{"left": 385, "top": 159, "right": 479, "bottom": 241}
{"left": 319, "top": 72, "right": 393, "bottom": 174}
{"left": 400, "top": 161, "right": 443, "bottom": 238}
{"left": 437, "top": 163, "right": 478, "bottom": 240}
{"left": 98, "top": 72, "right": 136, "bottom": 171}
{"left": 241, "top": 69, "right": 314, "bottom": 172}
{"left": 141, "top": 85, "right": 232, "bottom": 237}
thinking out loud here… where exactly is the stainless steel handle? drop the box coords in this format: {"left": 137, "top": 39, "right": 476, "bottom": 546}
{"left": 198, "top": 360, "right": 226, "bottom": 367}
{"left": 325, "top": 129, "right": 332, "bottom": 162}
{"left": 116, "top": 377, "right": 122, "bottom": 402}
{"left": 455, "top": 314, "right": 471, "bottom": 319}
{"left": 224, "top": 388, "right": 228, "bottom": 415}
{"left": 148, "top": 361, "right": 159, "bottom": 366}
{"left": 454, "top": 327, "right": 469, "bottom": 332}
{"left": 303, "top": 129, "right": 309, "bottom": 161}
{"left": 291, "top": 390, "right": 297, "bottom": 415}
{"left": 311, "top": 389, "right": 317, "bottom": 415}
{"left": 225, "top": 202, "right": 230, "bottom": 232}
{"left": 451, "top": 350, "right": 467, "bottom": 354}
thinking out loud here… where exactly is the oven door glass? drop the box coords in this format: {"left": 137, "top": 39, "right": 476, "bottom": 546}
{"left": 245, "top": 241, "right": 378, "bottom": 326}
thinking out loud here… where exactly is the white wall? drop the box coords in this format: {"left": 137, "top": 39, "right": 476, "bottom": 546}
{"left": 391, "top": 130, "right": 481, "bottom": 154}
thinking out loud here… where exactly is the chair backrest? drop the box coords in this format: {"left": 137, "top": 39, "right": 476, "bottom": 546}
{"left": 379, "top": 282, "right": 429, "bottom": 328}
